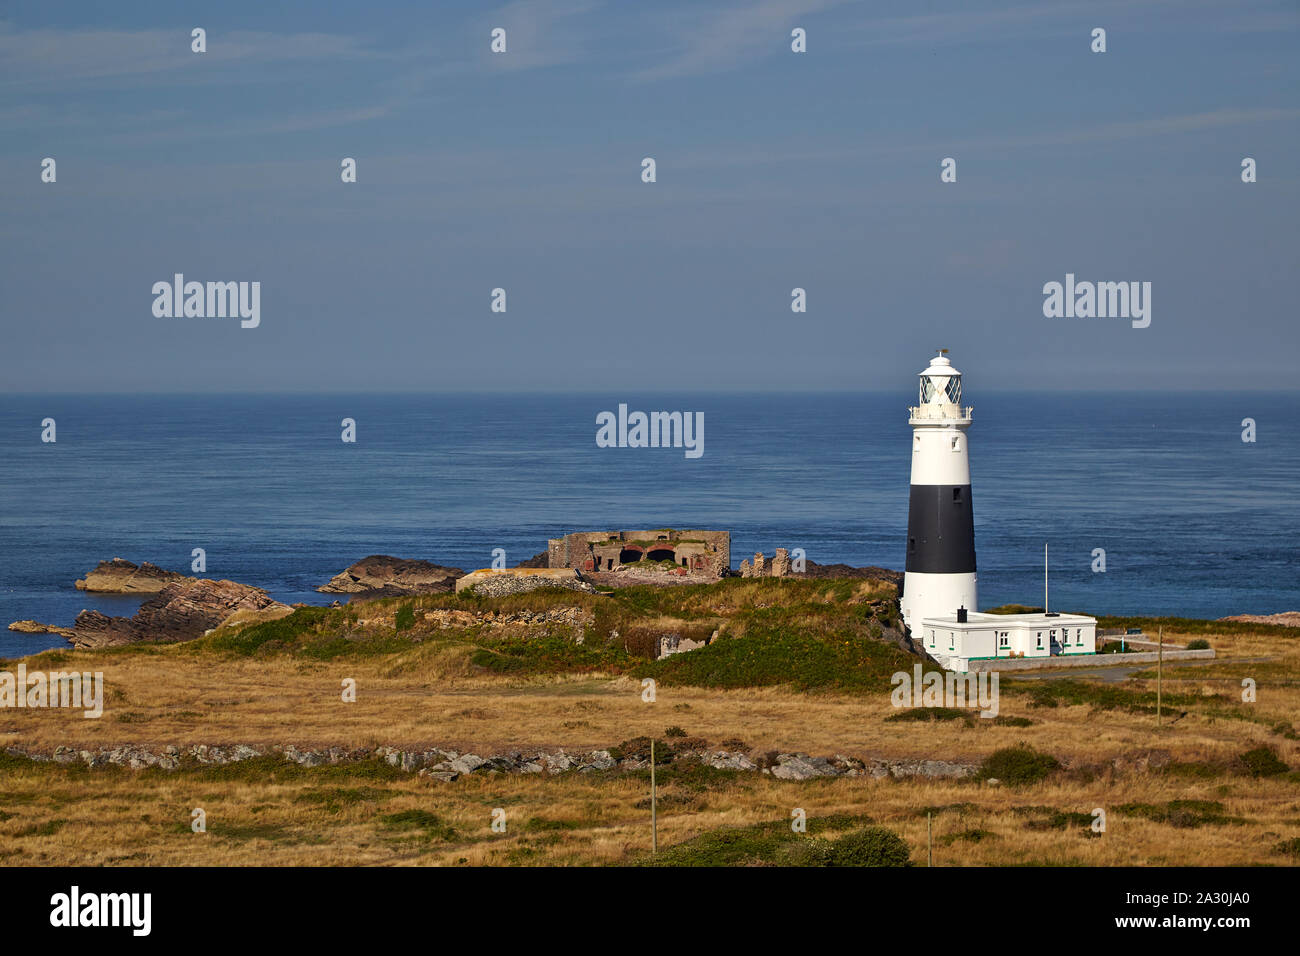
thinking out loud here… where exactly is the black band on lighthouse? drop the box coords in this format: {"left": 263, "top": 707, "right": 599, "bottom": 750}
{"left": 905, "top": 484, "right": 976, "bottom": 574}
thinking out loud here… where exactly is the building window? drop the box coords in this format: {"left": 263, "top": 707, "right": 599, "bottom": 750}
{"left": 951, "top": 436, "right": 961, "bottom": 452}
{"left": 1036, "top": 635, "right": 1043, "bottom": 648}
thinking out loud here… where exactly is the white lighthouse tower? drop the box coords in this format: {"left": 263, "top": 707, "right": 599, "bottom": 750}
{"left": 900, "top": 350, "right": 978, "bottom": 639}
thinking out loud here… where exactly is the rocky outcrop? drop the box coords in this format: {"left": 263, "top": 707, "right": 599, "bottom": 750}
{"left": 798, "top": 561, "right": 902, "bottom": 585}
{"left": 75, "top": 558, "right": 193, "bottom": 593}
{"left": 1220, "top": 611, "right": 1300, "bottom": 627}
{"left": 69, "top": 578, "right": 291, "bottom": 649}
{"left": 318, "top": 555, "right": 464, "bottom": 597}
{"left": 454, "top": 568, "right": 597, "bottom": 597}
{"left": 3, "top": 743, "right": 978, "bottom": 782}
{"left": 8, "top": 620, "right": 77, "bottom": 639}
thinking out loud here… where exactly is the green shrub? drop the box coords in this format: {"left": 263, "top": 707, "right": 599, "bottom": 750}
{"left": 1186, "top": 639, "right": 1210, "bottom": 650}
{"left": 1115, "top": 800, "right": 1243, "bottom": 828}
{"left": 977, "top": 746, "right": 1060, "bottom": 785}
{"left": 817, "top": 827, "right": 913, "bottom": 867}
{"left": 394, "top": 604, "right": 416, "bottom": 632}
{"left": 1236, "top": 746, "right": 1289, "bottom": 778}
{"left": 1273, "top": 837, "right": 1300, "bottom": 858}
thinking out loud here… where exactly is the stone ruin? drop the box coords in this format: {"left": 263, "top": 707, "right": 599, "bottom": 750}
{"left": 547, "top": 529, "right": 729, "bottom": 575}
{"left": 739, "top": 547, "right": 794, "bottom": 578}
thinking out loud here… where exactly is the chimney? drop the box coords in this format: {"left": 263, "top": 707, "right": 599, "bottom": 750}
{"left": 957, "top": 606, "right": 968, "bottom": 623}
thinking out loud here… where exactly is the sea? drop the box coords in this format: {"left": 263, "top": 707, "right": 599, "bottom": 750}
{"left": 1, "top": 392, "right": 1296, "bottom": 657}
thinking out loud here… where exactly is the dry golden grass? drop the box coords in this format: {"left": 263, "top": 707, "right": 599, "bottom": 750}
{"left": 2, "top": 758, "right": 1296, "bottom": 867}
{"left": 1, "top": 590, "right": 1297, "bottom": 866}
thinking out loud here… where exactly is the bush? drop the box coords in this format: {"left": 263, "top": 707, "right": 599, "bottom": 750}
{"left": 1273, "top": 837, "right": 1300, "bottom": 858}
{"left": 818, "top": 827, "right": 913, "bottom": 867}
{"left": 1186, "top": 638, "right": 1210, "bottom": 650}
{"left": 977, "top": 745, "right": 1060, "bottom": 785}
{"left": 1236, "top": 746, "right": 1289, "bottom": 778}
{"left": 394, "top": 604, "right": 416, "bottom": 632}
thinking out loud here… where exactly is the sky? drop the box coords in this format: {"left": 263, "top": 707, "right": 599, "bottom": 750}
{"left": 1, "top": 0, "right": 1297, "bottom": 393}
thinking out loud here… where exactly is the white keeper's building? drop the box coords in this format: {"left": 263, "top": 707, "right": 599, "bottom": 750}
{"left": 918, "top": 610, "right": 1097, "bottom": 671}
{"left": 899, "top": 351, "right": 1097, "bottom": 672}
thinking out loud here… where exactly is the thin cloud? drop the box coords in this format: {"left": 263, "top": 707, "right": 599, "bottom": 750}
{"left": 0, "top": 23, "right": 383, "bottom": 87}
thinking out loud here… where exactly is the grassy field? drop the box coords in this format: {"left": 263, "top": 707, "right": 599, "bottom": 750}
{"left": 1, "top": 577, "right": 1297, "bottom": 866}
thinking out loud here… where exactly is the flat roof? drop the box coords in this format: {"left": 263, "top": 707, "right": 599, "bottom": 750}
{"left": 922, "top": 611, "right": 1096, "bottom": 627}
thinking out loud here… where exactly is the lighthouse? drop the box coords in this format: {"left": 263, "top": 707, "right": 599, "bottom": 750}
{"left": 900, "top": 351, "right": 977, "bottom": 639}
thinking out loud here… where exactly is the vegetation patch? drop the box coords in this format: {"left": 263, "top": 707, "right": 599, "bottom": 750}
{"left": 293, "top": 786, "right": 397, "bottom": 813}
{"left": 885, "top": 707, "right": 974, "bottom": 725}
{"left": 641, "top": 626, "right": 921, "bottom": 692}
{"left": 1272, "top": 837, "right": 1300, "bottom": 858}
{"left": 1016, "top": 678, "right": 1207, "bottom": 714}
{"left": 1158, "top": 760, "right": 1226, "bottom": 780}
{"left": 1234, "top": 746, "right": 1290, "bottom": 778}
{"left": 471, "top": 634, "right": 635, "bottom": 675}
{"left": 379, "top": 809, "right": 458, "bottom": 842}
{"left": 1115, "top": 800, "right": 1245, "bottom": 828}
{"left": 10, "top": 818, "right": 68, "bottom": 838}
{"left": 642, "top": 816, "right": 907, "bottom": 867}
{"left": 941, "top": 828, "right": 997, "bottom": 845}
{"left": 977, "top": 746, "right": 1060, "bottom": 785}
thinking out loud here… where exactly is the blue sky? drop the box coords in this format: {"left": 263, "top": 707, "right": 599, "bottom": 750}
{"left": 2, "top": 0, "right": 1297, "bottom": 392}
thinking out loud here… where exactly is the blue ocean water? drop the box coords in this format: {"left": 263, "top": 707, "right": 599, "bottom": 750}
{"left": 1, "top": 392, "right": 1296, "bottom": 657}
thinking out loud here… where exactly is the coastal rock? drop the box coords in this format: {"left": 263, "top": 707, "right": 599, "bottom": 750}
{"left": 75, "top": 558, "right": 194, "bottom": 593}
{"left": 8, "top": 620, "right": 77, "bottom": 639}
{"left": 318, "top": 555, "right": 464, "bottom": 597}
{"left": 796, "top": 561, "right": 902, "bottom": 586}
{"left": 69, "top": 579, "right": 291, "bottom": 649}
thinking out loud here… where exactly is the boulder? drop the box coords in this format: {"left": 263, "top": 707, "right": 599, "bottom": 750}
{"left": 69, "top": 579, "right": 291, "bottom": 648}
{"left": 318, "top": 555, "right": 464, "bottom": 597}
{"left": 770, "top": 753, "right": 840, "bottom": 780}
